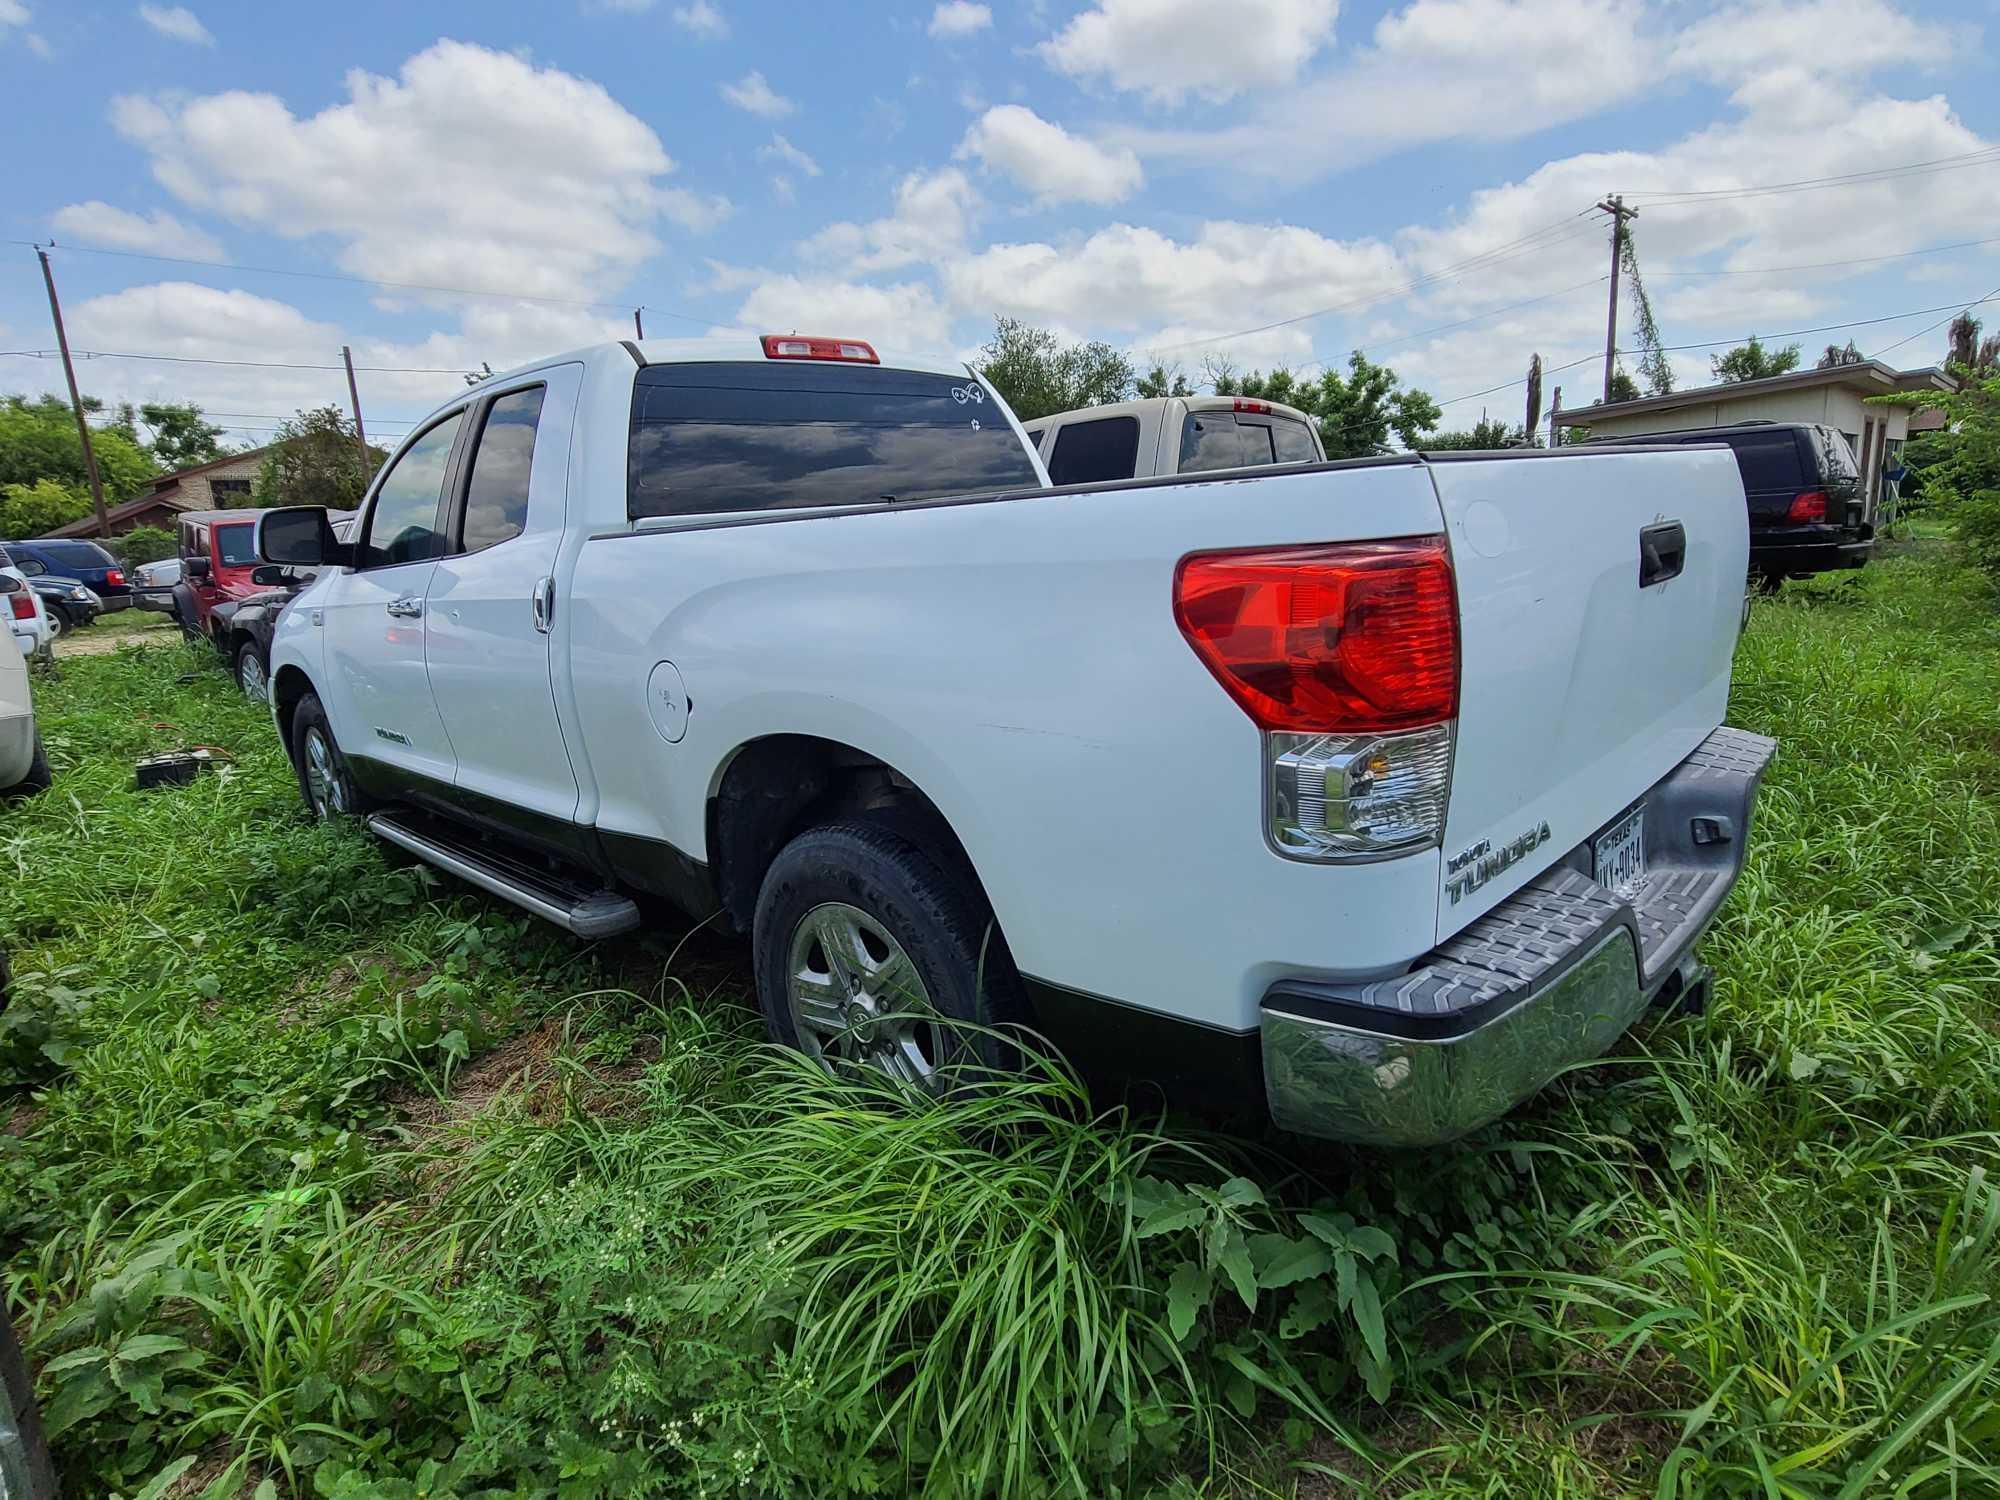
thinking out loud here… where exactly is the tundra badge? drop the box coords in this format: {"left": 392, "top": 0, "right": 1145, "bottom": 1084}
{"left": 1445, "top": 821, "right": 1552, "bottom": 904}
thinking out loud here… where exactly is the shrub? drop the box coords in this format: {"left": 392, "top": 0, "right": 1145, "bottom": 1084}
{"left": 1873, "top": 370, "right": 2000, "bottom": 575}
{"left": 111, "top": 525, "right": 175, "bottom": 566}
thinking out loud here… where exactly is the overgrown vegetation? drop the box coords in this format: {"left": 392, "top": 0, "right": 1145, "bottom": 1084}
{"left": 1875, "top": 365, "right": 2000, "bottom": 576}
{"left": 5, "top": 554, "right": 2000, "bottom": 1496}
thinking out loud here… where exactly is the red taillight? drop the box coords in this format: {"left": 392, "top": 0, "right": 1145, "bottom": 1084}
{"left": 761, "top": 334, "right": 880, "bottom": 364}
{"left": 1233, "top": 398, "right": 1269, "bottom": 414}
{"left": 1174, "top": 537, "right": 1458, "bottom": 733}
{"left": 9, "top": 593, "right": 33, "bottom": 621}
{"left": 106, "top": 568, "right": 125, "bottom": 587}
{"left": 1786, "top": 490, "right": 1829, "bottom": 523}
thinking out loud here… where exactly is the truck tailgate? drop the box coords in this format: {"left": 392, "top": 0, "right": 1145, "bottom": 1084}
{"left": 1429, "top": 447, "right": 1747, "bottom": 938}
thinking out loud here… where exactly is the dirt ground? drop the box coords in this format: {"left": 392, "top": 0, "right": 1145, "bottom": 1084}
{"left": 54, "top": 609, "right": 181, "bottom": 657}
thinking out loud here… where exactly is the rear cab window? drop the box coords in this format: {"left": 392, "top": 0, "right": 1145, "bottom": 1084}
{"left": 1177, "top": 410, "right": 1319, "bottom": 473}
{"left": 628, "top": 362, "right": 1041, "bottom": 518}
{"left": 1046, "top": 415, "right": 1140, "bottom": 486}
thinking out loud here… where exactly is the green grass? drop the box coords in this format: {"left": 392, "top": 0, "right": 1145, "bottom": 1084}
{"left": 4, "top": 557, "right": 2000, "bottom": 1497}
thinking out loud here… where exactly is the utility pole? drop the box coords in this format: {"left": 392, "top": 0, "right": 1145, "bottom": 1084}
{"left": 1596, "top": 195, "right": 1637, "bottom": 403}
{"left": 341, "top": 345, "right": 373, "bottom": 481}
{"left": 1549, "top": 386, "right": 1562, "bottom": 448}
{"left": 35, "top": 249, "right": 111, "bottom": 540}
{"left": 634, "top": 308, "right": 645, "bottom": 340}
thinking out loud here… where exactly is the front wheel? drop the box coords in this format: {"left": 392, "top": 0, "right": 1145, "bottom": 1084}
{"left": 234, "top": 640, "right": 269, "bottom": 703}
{"left": 752, "top": 820, "right": 1027, "bottom": 1091}
{"left": 289, "top": 691, "right": 375, "bottom": 821}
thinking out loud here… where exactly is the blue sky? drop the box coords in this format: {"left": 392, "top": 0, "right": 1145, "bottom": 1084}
{"left": 3, "top": 0, "right": 1998, "bottom": 450}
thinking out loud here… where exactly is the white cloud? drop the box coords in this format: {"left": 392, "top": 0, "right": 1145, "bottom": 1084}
{"left": 111, "top": 41, "right": 719, "bottom": 303}
{"left": 958, "top": 105, "right": 1142, "bottom": 206}
{"left": 672, "top": 0, "right": 728, "bottom": 38}
{"left": 928, "top": 1, "right": 991, "bottom": 39}
{"left": 801, "top": 167, "right": 981, "bottom": 273}
{"left": 1040, "top": 0, "right": 1338, "bottom": 103}
{"left": 721, "top": 70, "right": 794, "bottom": 118}
{"left": 51, "top": 201, "right": 225, "bottom": 260}
{"left": 733, "top": 274, "right": 957, "bottom": 351}
{"left": 137, "top": 3, "right": 213, "bottom": 45}
{"left": 0, "top": 1, "right": 29, "bottom": 26}
{"left": 1671, "top": 0, "right": 1958, "bottom": 87}
{"left": 758, "top": 133, "right": 821, "bottom": 177}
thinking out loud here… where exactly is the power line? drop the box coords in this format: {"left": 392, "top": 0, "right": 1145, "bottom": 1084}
{"left": 0, "top": 347, "right": 471, "bottom": 374}
{"left": 1296, "top": 276, "right": 1609, "bottom": 373}
{"left": 4, "top": 238, "right": 726, "bottom": 327}
{"left": 1868, "top": 282, "right": 2000, "bottom": 360}
{"left": 1620, "top": 147, "right": 2000, "bottom": 206}
{"left": 1647, "top": 234, "right": 2000, "bottom": 278}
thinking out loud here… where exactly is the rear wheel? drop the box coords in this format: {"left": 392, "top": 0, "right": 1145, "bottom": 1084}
{"left": 289, "top": 691, "right": 375, "bottom": 821}
{"left": 234, "top": 640, "right": 269, "bottom": 703}
{"left": 3, "top": 735, "right": 50, "bottom": 799}
{"left": 43, "top": 610, "right": 65, "bottom": 643}
{"left": 752, "top": 819, "right": 1027, "bottom": 1090}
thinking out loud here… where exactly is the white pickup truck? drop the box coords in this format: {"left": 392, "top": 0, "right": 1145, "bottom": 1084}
{"left": 259, "top": 333, "right": 1773, "bottom": 1146}
{"left": 1025, "top": 394, "right": 1325, "bottom": 486}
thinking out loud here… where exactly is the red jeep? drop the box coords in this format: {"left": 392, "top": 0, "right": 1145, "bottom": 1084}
{"left": 174, "top": 510, "right": 270, "bottom": 643}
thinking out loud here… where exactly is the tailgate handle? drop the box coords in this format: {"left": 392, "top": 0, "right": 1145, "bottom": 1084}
{"left": 1639, "top": 522, "right": 1686, "bottom": 588}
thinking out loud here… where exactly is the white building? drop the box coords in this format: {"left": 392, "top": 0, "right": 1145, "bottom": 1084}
{"left": 1554, "top": 361, "right": 1954, "bottom": 514}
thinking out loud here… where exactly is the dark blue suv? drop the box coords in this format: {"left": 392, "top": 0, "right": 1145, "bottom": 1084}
{"left": 0, "top": 538, "right": 131, "bottom": 611}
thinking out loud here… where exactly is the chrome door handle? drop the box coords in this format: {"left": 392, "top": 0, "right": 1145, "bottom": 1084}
{"left": 531, "top": 576, "right": 554, "bottom": 634}
{"left": 386, "top": 596, "right": 423, "bottom": 619}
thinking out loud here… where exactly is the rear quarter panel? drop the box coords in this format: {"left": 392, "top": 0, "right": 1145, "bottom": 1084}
{"left": 565, "top": 463, "right": 1450, "bottom": 1031}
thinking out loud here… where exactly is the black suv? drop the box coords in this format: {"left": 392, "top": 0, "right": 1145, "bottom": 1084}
{"left": 1592, "top": 422, "right": 1871, "bottom": 587}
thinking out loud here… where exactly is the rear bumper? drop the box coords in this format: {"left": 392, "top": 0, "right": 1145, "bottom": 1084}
{"left": 1260, "top": 725, "right": 1776, "bottom": 1146}
{"left": 1752, "top": 525, "right": 1872, "bottom": 576}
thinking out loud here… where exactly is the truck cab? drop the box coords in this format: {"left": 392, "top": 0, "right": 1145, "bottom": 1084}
{"left": 1024, "top": 395, "right": 1324, "bottom": 486}
{"left": 176, "top": 511, "right": 272, "bottom": 642}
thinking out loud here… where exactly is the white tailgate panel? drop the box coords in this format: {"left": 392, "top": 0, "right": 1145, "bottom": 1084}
{"left": 1431, "top": 449, "right": 1747, "bottom": 937}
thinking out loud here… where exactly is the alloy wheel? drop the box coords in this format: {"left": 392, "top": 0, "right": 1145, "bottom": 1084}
{"left": 239, "top": 651, "right": 268, "bottom": 704}
{"left": 302, "top": 726, "right": 344, "bottom": 818}
{"left": 786, "top": 901, "right": 942, "bottom": 1089}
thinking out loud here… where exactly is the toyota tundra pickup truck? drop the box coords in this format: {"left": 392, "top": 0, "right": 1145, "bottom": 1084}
{"left": 257, "top": 333, "right": 1772, "bottom": 1146}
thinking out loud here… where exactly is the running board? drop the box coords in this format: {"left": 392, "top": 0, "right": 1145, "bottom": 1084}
{"left": 366, "top": 811, "right": 640, "bottom": 939}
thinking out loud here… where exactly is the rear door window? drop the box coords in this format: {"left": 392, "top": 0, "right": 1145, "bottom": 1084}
{"left": 37, "top": 541, "right": 115, "bottom": 572}
{"left": 628, "top": 362, "right": 1040, "bottom": 518}
{"left": 458, "top": 386, "right": 546, "bottom": 551}
{"left": 1046, "top": 415, "right": 1141, "bottom": 485}
{"left": 1726, "top": 431, "right": 1806, "bottom": 493}
{"left": 1178, "top": 413, "right": 1254, "bottom": 472}
{"left": 359, "top": 412, "right": 464, "bottom": 567}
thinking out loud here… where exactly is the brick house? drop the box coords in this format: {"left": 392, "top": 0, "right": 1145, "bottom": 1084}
{"left": 47, "top": 446, "right": 270, "bottom": 539}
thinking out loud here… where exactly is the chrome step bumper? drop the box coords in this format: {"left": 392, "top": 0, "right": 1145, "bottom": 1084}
{"left": 1260, "top": 726, "right": 1776, "bottom": 1147}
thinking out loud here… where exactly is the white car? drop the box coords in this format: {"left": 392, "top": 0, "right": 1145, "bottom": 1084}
{"left": 130, "top": 555, "right": 184, "bottom": 614}
{"left": 0, "top": 577, "right": 49, "bottom": 794}
{"left": 0, "top": 548, "right": 53, "bottom": 661}
{"left": 1025, "top": 394, "right": 1325, "bottom": 485}
{"left": 258, "top": 333, "right": 1772, "bottom": 1146}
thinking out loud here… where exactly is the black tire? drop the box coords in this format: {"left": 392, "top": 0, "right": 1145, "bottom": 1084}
{"left": 0, "top": 1315, "right": 56, "bottom": 1500}
{"left": 4, "top": 735, "right": 50, "bottom": 799}
{"left": 233, "top": 639, "right": 269, "bottom": 703}
{"left": 1755, "top": 570, "right": 1785, "bottom": 595}
{"left": 752, "top": 819, "right": 1028, "bottom": 1087}
{"left": 289, "top": 690, "right": 377, "bottom": 820}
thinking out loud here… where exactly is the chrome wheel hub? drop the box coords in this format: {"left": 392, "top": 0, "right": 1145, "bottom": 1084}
{"left": 240, "top": 652, "right": 268, "bottom": 703}
{"left": 303, "top": 727, "right": 342, "bottom": 818}
{"left": 787, "top": 902, "right": 940, "bottom": 1089}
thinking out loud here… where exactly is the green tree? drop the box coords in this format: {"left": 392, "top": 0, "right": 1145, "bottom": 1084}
{"left": 1423, "top": 416, "right": 1522, "bottom": 450}
{"left": 0, "top": 393, "right": 158, "bottom": 502}
{"left": 253, "top": 407, "right": 386, "bottom": 510}
{"left": 1601, "top": 368, "right": 1642, "bottom": 404}
{"left": 1872, "top": 371, "right": 2000, "bottom": 575}
{"left": 1215, "top": 352, "right": 1442, "bottom": 458}
{"left": 112, "top": 524, "right": 177, "bottom": 566}
{"left": 1711, "top": 335, "right": 1802, "bottom": 383}
{"left": 976, "top": 318, "right": 1135, "bottom": 422}
{"left": 140, "top": 403, "right": 228, "bottom": 470}
{"left": 0, "top": 478, "right": 92, "bottom": 537}
{"left": 1136, "top": 363, "right": 1193, "bottom": 399}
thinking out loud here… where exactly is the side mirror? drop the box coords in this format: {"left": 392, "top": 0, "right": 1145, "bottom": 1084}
{"left": 257, "top": 507, "right": 348, "bottom": 568}
{"left": 250, "top": 564, "right": 288, "bottom": 587}
{"left": 184, "top": 557, "right": 212, "bottom": 581}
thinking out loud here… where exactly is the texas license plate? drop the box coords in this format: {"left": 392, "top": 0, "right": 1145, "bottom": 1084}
{"left": 1592, "top": 808, "right": 1647, "bottom": 896}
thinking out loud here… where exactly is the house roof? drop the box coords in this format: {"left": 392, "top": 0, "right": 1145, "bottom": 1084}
{"left": 1551, "top": 361, "right": 1956, "bottom": 426}
{"left": 140, "top": 444, "right": 271, "bottom": 492}
{"left": 44, "top": 490, "right": 202, "bottom": 538}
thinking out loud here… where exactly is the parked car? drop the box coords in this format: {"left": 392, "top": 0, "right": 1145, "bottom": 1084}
{"left": 1024, "top": 395, "right": 1325, "bottom": 485}
{"left": 258, "top": 333, "right": 1771, "bottom": 1147}
{"left": 0, "top": 548, "right": 54, "bottom": 662}
{"left": 0, "top": 583, "right": 50, "bottom": 795}
{"left": 0, "top": 537, "right": 131, "bottom": 612}
{"left": 210, "top": 518, "right": 353, "bottom": 698}
{"left": 130, "top": 555, "right": 183, "bottom": 613}
{"left": 27, "top": 575, "right": 101, "bottom": 639}
{"left": 1586, "top": 422, "right": 1870, "bottom": 588}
